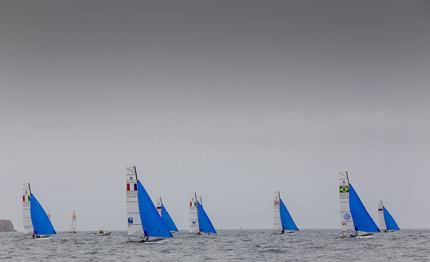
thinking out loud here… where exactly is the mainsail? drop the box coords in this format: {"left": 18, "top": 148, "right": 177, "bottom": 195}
{"left": 22, "top": 184, "right": 33, "bottom": 235}
{"left": 156, "top": 197, "right": 178, "bottom": 232}
{"left": 378, "top": 200, "right": 399, "bottom": 232}
{"left": 197, "top": 197, "right": 216, "bottom": 234}
{"left": 126, "top": 167, "right": 143, "bottom": 238}
{"left": 189, "top": 192, "right": 199, "bottom": 234}
{"left": 69, "top": 211, "right": 77, "bottom": 233}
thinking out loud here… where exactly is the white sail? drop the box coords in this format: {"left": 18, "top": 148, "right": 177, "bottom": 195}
{"left": 339, "top": 173, "right": 354, "bottom": 234}
{"left": 378, "top": 200, "right": 387, "bottom": 232}
{"left": 22, "top": 184, "right": 33, "bottom": 235}
{"left": 189, "top": 192, "right": 199, "bottom": 233}
{"left": 273, "top": 191, "right": 282, "bottom": 233}
{"left": 126, "top": 167, "right": 144, "bottom": 238}
{"left": 69, "top": 211, "right": 77, "bottom": 233}
{"left": 156, "top": 197, "right": 162, "bottom": 216}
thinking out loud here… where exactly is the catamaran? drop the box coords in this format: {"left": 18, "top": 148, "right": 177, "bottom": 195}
{"left": 273, "top": 191, "right": 298, "bottom": 234}
{"left": 156, "top": 197, "right": 178, "bottom": 233}
{"left": 339, "top": 172, "right": 380, "bottom": 238}
{"left": 126, "top": 166, "right": 172, "bottom": 243}
{"left": 69, "top": 211, "right": 77, "bottom": 233}
{"left": 378, "top": 200, "right": 399, "bottom": 232}
{"left": 189, "top": 192, "right": 216, "bottom": 234}
{"left": 22, "top": 183, "right": 56, "bottom": 239}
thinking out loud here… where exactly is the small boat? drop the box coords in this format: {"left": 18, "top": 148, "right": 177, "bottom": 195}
{"left": 125, "top": 166, "right": 172, "bottom": 243}
{"left": 156, "top": 197, "right": 178, "bottom": 233}
{"left": 378, "top": 200, "right": 400, "bottom": 232}
{"left": 69, "top": 211, "right": 77, "bottom": 233}
{"left": 189, "top": 192, "right": 216, "bottom": 234}
{"left": 339, "top": 172, "right": 380, "bottom": 239}
{"left": 22, "top": 183, "right": 56, "bottom": 239}
{"left": 94, "top": 230, "right": 111, "bottom": 236}
{"left": 273, "top": 191, "right": 298, "bottom": 234}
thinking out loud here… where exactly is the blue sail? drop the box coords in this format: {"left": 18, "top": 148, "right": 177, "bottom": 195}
{"left": 383, "top": 207, "right": 400, "bottom": 231}
{"left": 30, "top": 193, "right": 56, "bottom": 235}
{"left": 137, "top": 181, "right": 172, "bottom": 238}
{"left": 161, "top": 204, "right": 178, "bottom": 232}
{"left": 279, "top": 199, "right": 299, "bottom": 231}
{"left": 349, "top": 184, "right": 380, "bottom": 233}
{"left": 197, "top": 202, "right": 216, "bottom": 234}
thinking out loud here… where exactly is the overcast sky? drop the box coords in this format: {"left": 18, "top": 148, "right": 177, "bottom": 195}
{"left": 1, "top": 1, "right": 430, "bottom": 232}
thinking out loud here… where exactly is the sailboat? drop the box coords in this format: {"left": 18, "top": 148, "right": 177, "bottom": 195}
{"left": 156, "top": 197, "right": 178, "bottom": 233}
{"left": 189, "top": 192, "right": 216, "bottom": 234}
{"left": 339, "top": 172, "right": 380, "bottom": 238}
{"left": 22, "top": 183, "right": 56, "bottom": 239}
{"left": 273, "top": 191, "right": 298, "bottom": 234}
{"left": 378, "top": 200, "right": 399, "bottom": 232}
{"left": 69, "top": 211, "right": 77, "bottom": 233}
{"left": 126, "top": 166, "right": 172, "bottom": 243}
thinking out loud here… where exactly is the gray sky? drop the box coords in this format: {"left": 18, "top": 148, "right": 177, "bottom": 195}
{"left": 1, "top": 0, "right": 430, "bottom": 231}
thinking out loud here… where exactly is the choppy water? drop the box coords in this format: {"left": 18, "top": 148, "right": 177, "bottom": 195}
{"left": 1, "top": 229, "right": 429, "bottom": 261}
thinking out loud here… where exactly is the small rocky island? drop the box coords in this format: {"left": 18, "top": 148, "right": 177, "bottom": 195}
{"left": 0, "top": 220, "right": 15, "bottom": 232}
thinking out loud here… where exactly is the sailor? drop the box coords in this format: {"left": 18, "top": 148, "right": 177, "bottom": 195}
{"left": 99, "top": 229, "right": 103, "bottom": 234}
{"left": 350, "top": 230, "right": 356, "bottom": 237}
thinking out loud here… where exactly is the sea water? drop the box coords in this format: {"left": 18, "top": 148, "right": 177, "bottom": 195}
{"left": 0, "top": 229, "right": 429, "bottom": 261}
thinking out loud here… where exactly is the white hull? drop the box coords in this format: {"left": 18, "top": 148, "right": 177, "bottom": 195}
{"left": 94, "top": 231, "right": 112, "bottom": 236}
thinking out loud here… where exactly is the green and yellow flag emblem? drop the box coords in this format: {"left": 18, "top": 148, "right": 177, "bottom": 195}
{"left": 339, "top": 186, "right": 349, "bottom": 193}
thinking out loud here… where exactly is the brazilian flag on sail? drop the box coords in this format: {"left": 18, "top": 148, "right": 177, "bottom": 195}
{"left": 339, "top": 186, "right": 349, "bottom": 193}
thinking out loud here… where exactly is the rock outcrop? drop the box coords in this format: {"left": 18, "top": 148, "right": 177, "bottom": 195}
{"left": 0, "top": 220, "right": 15, "bottom": 232}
